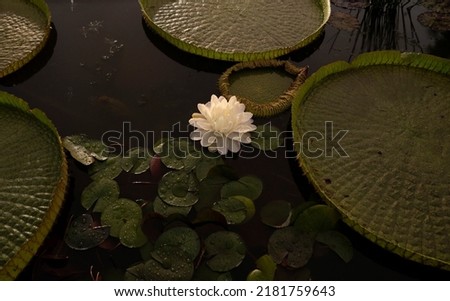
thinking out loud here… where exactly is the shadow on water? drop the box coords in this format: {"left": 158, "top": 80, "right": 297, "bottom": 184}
{"left": 141, "top": 19, "right": 234, "bottom": 74}
{"left": 142, "top": 18, "right": 326, "bottom": 72}
{"left": 0, "top": 23, "right": 58, "bottom": 87}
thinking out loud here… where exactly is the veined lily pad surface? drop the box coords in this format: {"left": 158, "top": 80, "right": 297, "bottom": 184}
{"left": 0, "top": 91, "right": 67, "bottom": 280}
{"left": 292, "top": 51, "right": 450, "bottom": 270}
{"left": 139, "top": 0, "right": 331, "bottom": 61}
{"left": 219, "top": 60, "right": 308, "bottom": 116}
{"left": 0, "top": 0, "right": 51, "bottom": 78}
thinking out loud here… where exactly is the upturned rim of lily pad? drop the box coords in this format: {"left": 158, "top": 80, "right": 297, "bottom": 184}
{"left": 0, "top": 0, "right": 52, "bottom": 78}
{"left": 219, "top": 60, "right": 308, "bottom": 117}
{"left": 138, "top": 0, "right": 330, "bottom": 61}
{"left": 0, "top": 91, "right": 68, "bottom": 280}
{"left": 291, "top": 50, "right": 450, "bottom": 270}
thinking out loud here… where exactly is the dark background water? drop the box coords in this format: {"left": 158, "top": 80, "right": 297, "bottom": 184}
{"left": 1, "top": 0, "right": 450, "bottom": 280}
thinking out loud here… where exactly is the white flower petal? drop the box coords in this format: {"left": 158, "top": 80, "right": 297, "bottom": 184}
{"left": 189, "top": 94, "right": 256, "bottom": 156}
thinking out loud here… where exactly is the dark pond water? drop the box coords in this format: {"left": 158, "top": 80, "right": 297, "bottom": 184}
{"left": 1, "top": 0, "right": 450, "bottom": 280}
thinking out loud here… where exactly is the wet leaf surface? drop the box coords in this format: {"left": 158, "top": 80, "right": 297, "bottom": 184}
{"left": 268, "top": 227, "right": 314, "bottom": 269}
{"left": 121, "top": 147, "right": 152, "bottom": 174}
{"left": 89, "top": 156, "right": 123, "bottom": 180}
{"left": 212, "top": 195, "right": 255, "bottom": 224}
{"left": 205, "top": 231, "right": 246, "bottom": 272}
{"left": 153, "top": 196, "right": 191, "bottom": 217}
{"left": 119, "top": 218, "right": 148, "bottom": 248}
{"left": 80, "top": 178, "right": 119, "bottom": 212}
{"left": 221, "top": 175, "right": 263, "bottom": 200}
{"left": 101, "top": 199, "right": 142, "bottom": 237}
{"left": 63, "top": 135, "right": 108, "bottom": 165}
{"left": 154, "top": 227, "right": 200, "bottom": 262}
{"left": 158, "top": 171, "right": 198, "bottom": 206}
{"left": 64, "top": 214, "right": 109, "bottom": 250}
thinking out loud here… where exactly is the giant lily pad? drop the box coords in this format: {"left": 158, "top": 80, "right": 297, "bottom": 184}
{"left": 219, "top": 60, "right": 308, "bottom": 116}
{"left": 0, "top": 0, "right": 51, "bottom": 77}
{"left": 139, "top": 0, "right": 331, "bottom": 61}
{"left": 291, "top": 51, "right": 450, "bottom": 270}
{"left": 0, "top": 91, "right": 67, "bottom": 280}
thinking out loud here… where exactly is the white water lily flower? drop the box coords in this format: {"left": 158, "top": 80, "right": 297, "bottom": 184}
{"left": 189, "top": 95, "right": 257, "bottom": 155}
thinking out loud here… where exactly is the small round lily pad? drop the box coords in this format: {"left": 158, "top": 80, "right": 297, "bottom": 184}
{"left": 154, "top": 227, "right": 200, "bottom": 262}
{"left": 246, "top": 254, "right": 277, "bottom": 281}
{"left": 153, "top": 196, "right": 191, "bottom": 217}
{"left": 158, "top": 171, "right": 198, "bottom": 207}
{"left": 221, "top": 175, "right": 263, "bottom": 200}
{"left": 101, "top": 198, "right": 142, "bottom": 237}
{"left": 212, "top": 196, "right": 255, "bottom": 225}
{"left": 119, "top": 218, "right": 148, "bottom": 248}
{"left": 205, "top": 231, "right": 246, "bottom": 272}
{"left": 268, "top": 227, "right": 314, "bottom": 269}
{"left": 294, "top": 204, "right": 340, "bottom": 234}
{"left": 89, "top": 156, "right": 123, "bottom": 180}
{"left": 64, "top": 214, "right": 109, "bottom": 250}
{"left": 121, "top": 147, "right": 152, "bottom": 174}
{"left": 81, "top": 178, "right": 119, "bottom": 212}
{"left": 261, "top": 200, "right": 292, "bottom": 228}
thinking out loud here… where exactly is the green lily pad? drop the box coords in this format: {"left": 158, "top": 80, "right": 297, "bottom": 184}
{"left": 0, "top": 91, "right": 68, "bottom": 280}
{"left": 153, "top": 196, "right": 191, "bottom": 218}
{"left": 205, "top": 231, "right": 246, "bottom": 272}
{"left": 219, "top": 60, "right": 308, "bottom": 116}
{"left": 292, "top": 50, "right": 450, "bottom": 270}
{"left": 212, "top": 196, "right": 255, "bottom": 225}
{"left": 139, "top": 0, "right": 330, "bottom": 61}
{"left": 145, "top": 248, "right": 194, "bottom": 280}
{"left": 119, "top": 218, "right": 148, "bottom": 248}
{"left": 154, "top": 227, "right": 200, "bottom": 262}
{"left": 121, "top": 147, "right": 152, "bottom": 174}
{"left": 63, "top": 135, "right": 109, "bottom": 165}
{"left": 0, "top": 0, "right": 51, "bottom": 77}
{"left": 195, "top": 155, "right": 223, "bottom": 182}
{"left": 158, "top": 171, "right": 198, "bottom": 207}
{"left": 101, "top": 198, "right": 142, "bottom": 237}
{"left": 159, "top": 138, "right": 201, "bottom": 171}
{"left": 251, "top": 124, "right": 283, "bottom": 151}
{"left": 64, "top": 214, "right": 109, "bottom": 250}
{"left": 294, "top": 204, "right": 340, "bottom": 234}
{"left": 81, "top": 178, "right": 119, "bottom": 212}
{"left": 221, "top": 175, "right": 263, "bottom": 201}
{"left": 261, "top": 200, "right": 292, "bottom": 228}
{"left": 268, "top": 227, "right": 314, "bottom": 269}
{"left": 139, "top": 242, "right": 155, "bottom": 261}
{"left": 196, "top": 165, "right": 237, "bottom": 210}
{"left": 247, "top": 254, "right": 277, "bottom": 281}
{"left": 89, "top": 156, "right": 123, "bottom": 180}
{"left": 316, "top": 230, "right": 353, "bottom": 263}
